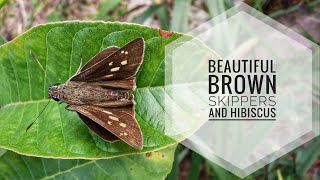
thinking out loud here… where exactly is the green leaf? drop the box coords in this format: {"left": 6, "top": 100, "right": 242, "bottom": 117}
{"left": 166, "top": 145, "right": 189, "bottom": 180}
{"left": 296, "top": 137, "right": 320, "bottom": 176}
{"left": 188, "top": 151, "right": 203, "bottom": 180}
{"left": 0, "top": 35, "right": 6, "bottom": 46}
{"left": 0, "top": 149, "right": 6, "bottom": 157}
{"left": 0, "top": 21, "right": 185, "bottom": 158}
{"left": 0, "top": 0, "right": 7, "bottom": 9}
{"left": 170, "top": 0, "right": 192, "bottom": 33}
{"left": 208, "top": 161, "right": 239, "bottom": 180}
{"left": 133, "top": 4, "right": 162, "bottom": 24}
{"left": 156, "top": 4, "right": 170, "bottom": 30}
{"left": 94, "top": 0, "right": 122, "bottom": 20}
{"left": 206, "top": 0, "right": 226, "bottom": 18}
{"left": 269, "top": 2, "right": 303, "bottom": 18}
{"left": 0, "top": 145, "right": 176, "bottom": 179}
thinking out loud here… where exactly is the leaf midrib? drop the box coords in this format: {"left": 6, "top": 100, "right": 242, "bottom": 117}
{"left": 0, "top": 86, "right": 166, "bottom": 109}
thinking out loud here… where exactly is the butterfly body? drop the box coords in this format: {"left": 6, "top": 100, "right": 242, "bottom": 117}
{"left": 48, "top": 82, "right": 133, "bottom": 106}
{"left": 42, "top": 38, "right": 145, "bottom": 149}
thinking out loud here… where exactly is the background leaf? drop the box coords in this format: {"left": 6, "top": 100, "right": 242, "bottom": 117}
{"left": 0, "top": 149, "right": 6, "bottom": 157}
{"left": 94, "top": 0, "right": 122, "bottom": 20}
{"left": 188, "top": 151, "right": 203, "bottom": 180}
{"left": 0, "top": 21, "right": 186, "bottom": 158}
{"left": 156, "top": 4, "right": 170, "bottom": 31}
{"left": 170, "top": 0, "right": 192, "bottom": 33}
{"left": 166, "top": 145, "right": 189, "bottom": 180}
{"left": 296, "top": 137, "right": 320, "bottom": 176}
{"left": 0, "top": 35, "right": 6, "bottom": 45}
{"left": 0, "top": 0, "right": 7, "bottom": 10}
{"left": 133, "top": 4, "right": 162, "bottom": 24}
{"left": 0, "top": 145, "right": 176, "bottom": 180}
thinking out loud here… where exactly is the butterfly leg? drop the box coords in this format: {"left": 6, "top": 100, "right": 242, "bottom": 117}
{"left": 65, "top": 105, "right": 76, "bottom": 111}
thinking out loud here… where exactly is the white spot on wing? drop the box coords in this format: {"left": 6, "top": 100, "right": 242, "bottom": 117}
{"left": 107, "top": 121, "right": 112, "bottom": 125}
{"left": 111, "top": 67, "right": 120, "bottom": 72}
{"left": 125, "top": 51, "right": 128, "bottom": 55}
{"left": 121, "top": 60, "right": 127, "bottom": 65}
{"left": 109, "top": 116, "right": 119, "bottom": 121}
{"left": 104, "top": 74, "right": 113, "bottom": 78}
{"left": 103, "top": 110, "right": 112, "bottom": 114}
{"left": 121, "top": 50, "right": 124, "bottom": 54}
{"left": 119, "top": 123, "right": 127, "bottom": 128}
{"left": 119, "top": 132, "right": 127, "bottom": 136}
{"left": 109, "top": 62, "right": 113, "bottom": 66}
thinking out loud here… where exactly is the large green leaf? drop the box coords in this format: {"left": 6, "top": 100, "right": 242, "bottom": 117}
{"left": 296, "top": 137, "right": 320, "bottom": 176}
{"left": 0, "top": 21, "right": 183, "bottom": 158}
{"left": 0, "top": 145, "right": 176, "bottom": 180}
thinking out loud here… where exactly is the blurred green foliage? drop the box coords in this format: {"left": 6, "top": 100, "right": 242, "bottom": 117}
{"left": 0, "top": 0, "right": 7, "bottom": 10}
{"left": 0, "top": 35, "right": 6, "bottom": 45}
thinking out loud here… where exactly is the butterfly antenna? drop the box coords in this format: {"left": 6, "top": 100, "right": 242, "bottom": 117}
{"left": 26, "top": 99, "right": 52, "bottom": 132}
{"left": 30, "top": 51, "right": 53, "bottom": 85}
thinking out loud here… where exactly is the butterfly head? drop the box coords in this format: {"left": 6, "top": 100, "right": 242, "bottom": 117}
{"left": 48, "top": 83, "right": 61, "bottom": 101}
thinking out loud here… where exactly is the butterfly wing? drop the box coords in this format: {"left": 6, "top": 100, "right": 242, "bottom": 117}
{"left": 71, "top": 38, "right": 144, "bottom": 82}
{"left": 84, "top": 79, "right": 136, "bottom": 90}
{"left": 77, "top": 112, "right": 120, "bottom": 142}
{"left": 79, "top": 46, "right": 120, "bottom": 73}
{"left": 70, "top": 104, "right": 143, "bottom": 149}
{"left": 69, "top": 38, "right": 144, "bottom": 149}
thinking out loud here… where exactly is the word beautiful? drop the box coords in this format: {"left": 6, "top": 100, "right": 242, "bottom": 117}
{"left": 208, "top": 59, "right": 277, "bottom": 120}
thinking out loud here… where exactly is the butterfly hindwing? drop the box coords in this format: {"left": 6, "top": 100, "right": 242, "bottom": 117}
{"left": 70, "top": 104, "right": 143, "bottom": 149}
{"left": 71, "top": 38, "right": 144, "bottom": 82}
{"left": 77, "top": 112, "right": 120, "bottom": 142}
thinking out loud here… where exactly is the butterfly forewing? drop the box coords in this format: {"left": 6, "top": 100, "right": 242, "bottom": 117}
{"left": 71, "top": 38, "right": 144, "bottom": 82}
{"left": 87, "top": 79, "right": 136, "bottom": 90}
{"left": 79, "top": 46, "right": 120, "bottom": 73}
{"left": 70, "top": 105, "right": 143, "bottom": 149}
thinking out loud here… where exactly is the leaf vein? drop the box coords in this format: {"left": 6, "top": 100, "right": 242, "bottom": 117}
{"left": 94, "top": 161, "right": 113, "bottom": 179}
{"left": 148, "top": 58, "right": 164, "bottom": 87}
{"left": 0, "top": 63, "right": 13, "bottom": 103}
{"left": 41, "top": 161, "right": 95, "bottom": 180}
{"left": 20, "top": 155, "right": 36, "bottom": 180}
{"left": 41, "top": 158, "right": 47, "bottom": 177}
{"left": 23, "top": 42, "right": 33, "bottom": 101}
